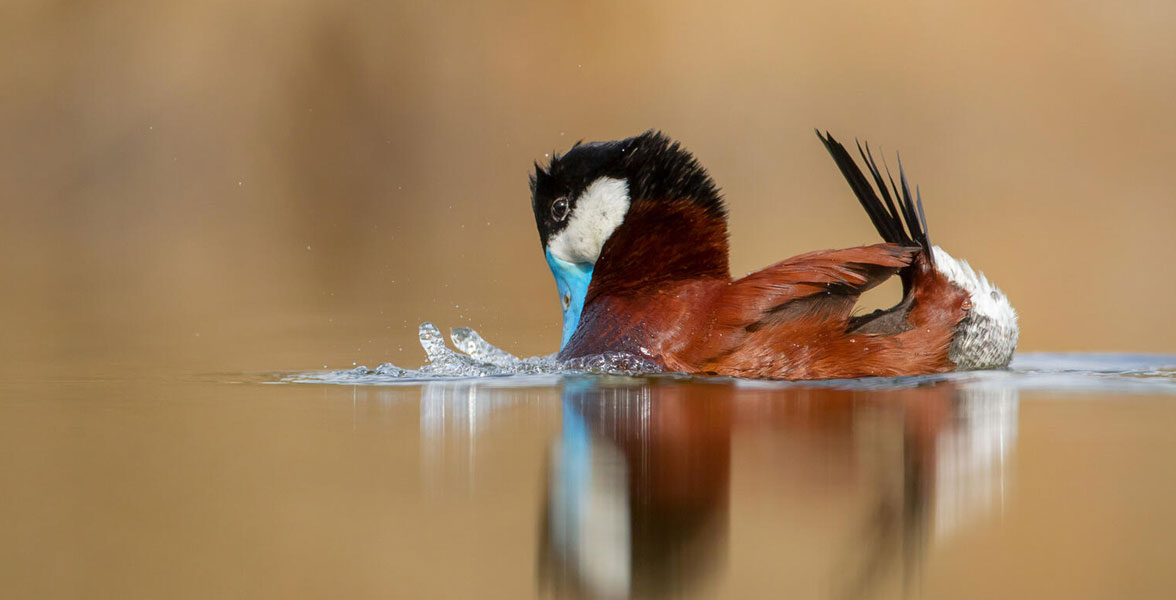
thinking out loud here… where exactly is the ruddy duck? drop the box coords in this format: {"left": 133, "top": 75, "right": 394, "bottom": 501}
{"left": 529, "top": 131, "right": 1017, "bottom": 379}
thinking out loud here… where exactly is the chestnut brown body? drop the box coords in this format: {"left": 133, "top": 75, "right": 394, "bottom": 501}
{"left": 560, "top": 200, "right": 969, "bottom": 379}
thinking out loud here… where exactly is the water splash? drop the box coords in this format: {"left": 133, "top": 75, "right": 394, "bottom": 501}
{"left": 291, "top": 322, "right": 661, "bottom": 384}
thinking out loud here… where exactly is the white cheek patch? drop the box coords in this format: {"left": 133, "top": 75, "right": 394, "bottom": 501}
{"left": 548, "top": 177, "right": 630, "bottom": 265}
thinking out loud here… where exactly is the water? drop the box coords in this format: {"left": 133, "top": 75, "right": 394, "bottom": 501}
{"left": 2, "top": 347, "right": 1174, "bottom": 598}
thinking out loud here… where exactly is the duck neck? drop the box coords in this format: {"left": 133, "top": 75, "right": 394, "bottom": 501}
{"left": 587, "top": 199, "right": 730, "bottom": 302}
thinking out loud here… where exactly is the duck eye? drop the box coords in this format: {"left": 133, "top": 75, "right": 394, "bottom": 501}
{"left": 551, "top": 197, "right": 569, "bottom": 222}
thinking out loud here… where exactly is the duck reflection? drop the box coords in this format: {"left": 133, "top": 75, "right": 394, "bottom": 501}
{"left": 539, "top": 380, "right": 733, "bottom": 599}
{"left": 538, "top": 379, "right": 1017, "bottom": 599}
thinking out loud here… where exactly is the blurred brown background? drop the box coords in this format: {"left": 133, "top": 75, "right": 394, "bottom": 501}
{"left": 3, "top": 0, "right": 1174, "bottom": 377}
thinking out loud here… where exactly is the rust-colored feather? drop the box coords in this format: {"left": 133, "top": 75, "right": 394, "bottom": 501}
{"left": 666, "top": 254, "right": 967, "bottom": 379}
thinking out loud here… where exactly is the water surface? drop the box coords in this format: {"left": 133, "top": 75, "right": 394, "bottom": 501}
{"left": 2, "top": 354, "right": 1174, "bottom": 598}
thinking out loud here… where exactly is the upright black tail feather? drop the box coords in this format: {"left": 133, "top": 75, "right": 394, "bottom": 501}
{"left": 815, "top": 130, "right": 932, "bottom": 263}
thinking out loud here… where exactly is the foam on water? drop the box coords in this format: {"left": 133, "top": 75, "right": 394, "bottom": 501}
{"left": 290, "top": 322, "right": 661, "bottom": 384}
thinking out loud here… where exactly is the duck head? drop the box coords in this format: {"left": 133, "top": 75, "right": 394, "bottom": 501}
{"left": 530, "top": 131, "right": 729, "bottom": 349}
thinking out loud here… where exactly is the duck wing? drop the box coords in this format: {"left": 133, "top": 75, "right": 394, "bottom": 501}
{"left": 668, "top": 243, "right": 928, "bottom": 378}
{"left": 717, "top": 243, "right": 915, "bottom": 322}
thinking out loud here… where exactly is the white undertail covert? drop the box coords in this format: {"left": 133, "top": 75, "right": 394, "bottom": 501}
{"left": 932, "top": 246, "right": 1019, "bottom": 369}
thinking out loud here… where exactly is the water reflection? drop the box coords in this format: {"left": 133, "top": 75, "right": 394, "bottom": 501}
{"left": 536, "top": 379, "right": 1017, "bottom": 599}
{"left": 418, "top": 380, "right": 555, "bottom": 493}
